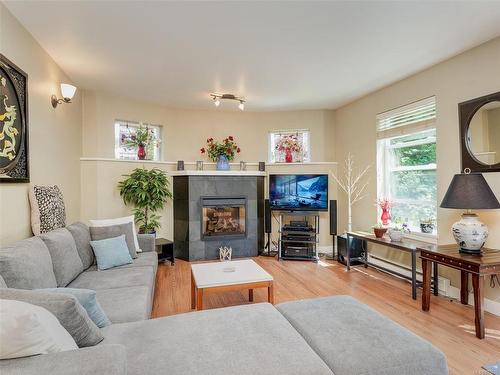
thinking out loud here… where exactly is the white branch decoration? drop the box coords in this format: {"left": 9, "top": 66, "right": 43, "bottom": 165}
{"left": 330, "top": 152, "right": 371, "bottom": 232}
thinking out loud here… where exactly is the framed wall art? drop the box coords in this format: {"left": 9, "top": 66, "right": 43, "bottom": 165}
{"left": 0, "top": 54, "right": 29, "bottom": 182}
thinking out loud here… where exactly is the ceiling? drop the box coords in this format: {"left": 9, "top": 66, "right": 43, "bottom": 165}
{"left": 4, "top": 1, "right": 500, "bottom": 111}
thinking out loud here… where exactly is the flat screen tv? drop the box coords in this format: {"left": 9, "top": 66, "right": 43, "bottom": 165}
{"left": 269, "top": 174, "right": 328, "bottom": 211}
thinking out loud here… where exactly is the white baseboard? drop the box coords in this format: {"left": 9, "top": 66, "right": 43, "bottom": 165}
{"left": 445, "top": 285, "right": 500, "bottom": 317}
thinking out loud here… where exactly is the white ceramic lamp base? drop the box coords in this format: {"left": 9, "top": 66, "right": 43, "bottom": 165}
{"left": 451, "top": 213, "right": 488, "bottom": 254}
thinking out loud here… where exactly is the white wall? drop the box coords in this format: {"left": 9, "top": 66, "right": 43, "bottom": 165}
{"left": 0, "top": 4, "right": 82, "bottom": 246}
{"left": 334, "top": 37, "right": 500, "bottom": 301}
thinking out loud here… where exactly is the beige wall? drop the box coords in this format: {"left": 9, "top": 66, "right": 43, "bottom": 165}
{"left": 80, "top": 91, "right": 337, "bottom": 248}
{"left": 0, "top": 4, "right": 82, "bottom": 246}
{"left": 334, "top": 37, "right": 500, "bottom": 301}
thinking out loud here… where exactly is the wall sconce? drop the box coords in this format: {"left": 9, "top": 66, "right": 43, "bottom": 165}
{"left": 51, "top": 83, "right": 77, "bottom": 108}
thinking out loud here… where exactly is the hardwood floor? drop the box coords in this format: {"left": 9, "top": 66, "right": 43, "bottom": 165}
{"left": 152, "top": 256, "right": 500, "bottom": 375}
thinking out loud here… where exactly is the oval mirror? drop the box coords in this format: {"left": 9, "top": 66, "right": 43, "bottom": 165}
{"left": 467, "top": 100, "right": 500, "bottom": 166}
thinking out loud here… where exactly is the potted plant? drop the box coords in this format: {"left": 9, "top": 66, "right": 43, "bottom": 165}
{"left": 372, "top": 223, "right": 388, "bottom": 238}
{"left": 126, "top": 125, "right": 160, "bottom": 160}
{"left": 118, "top": 168, "right": 172, "bottom": 234}
{"left": 200, "top": 136, "right": 240, "bottom": 170}
{"left": 388, "top": 219, "right": 410, "bottom": 242}
{"left": 420, "top": 217, "right": 435, "bottom": 234}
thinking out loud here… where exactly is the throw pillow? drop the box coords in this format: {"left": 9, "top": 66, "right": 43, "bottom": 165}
{"left": 41, "top": 288, "right": 111, "bottom": 328}
{"left": 40, "top": 228, "right": 84, "bottom": 287}
{"left": 66, "top": 222, "right": 95, "bottom": 269}
{"left": 89, "top": 216, "right": 140, "bottom": 253}
{"left": 90, "top": 222, "right": 137, "bottom": 259}
{"left": 29, "top": 185, "right": 66, "bottom": 235}
{"left": 0, "top": 288, "right": 104, "bottom": 347}
{"left": 90, "top": 235, "right": 133, "bottom": 270}
{"left": 0, "top": 237, "right": 57, "bottom": 289}
{"left": 0, "top": 299, "right": 77, "bottom": 359}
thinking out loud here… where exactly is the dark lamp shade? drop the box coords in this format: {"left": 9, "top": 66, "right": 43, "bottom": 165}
{"left": 440, "top": 173, "right": 500, "bottom": 209}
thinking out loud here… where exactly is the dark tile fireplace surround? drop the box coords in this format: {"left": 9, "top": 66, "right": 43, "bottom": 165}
{"left": 173, "top": 172, "right": 265, "bottom": 261}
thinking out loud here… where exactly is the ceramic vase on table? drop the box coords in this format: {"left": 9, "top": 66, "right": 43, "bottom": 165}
{"left": 216, "top": 155, "right": 230, "bottom": 171}
{"left": 380, "top": 208, "right": 391, "bottom": 226}
{"left": 388, "top": 229, "right": 404, "bottom": 242}
{"left": 451, "top": 213, "right": 488, "bottom": 253}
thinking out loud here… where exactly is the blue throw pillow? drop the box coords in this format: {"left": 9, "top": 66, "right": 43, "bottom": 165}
{"left": 90, "top": 234, "right": 133, "bottom": 271}
{"left": 41, "top": 288, "right": 111, "bottom": 328}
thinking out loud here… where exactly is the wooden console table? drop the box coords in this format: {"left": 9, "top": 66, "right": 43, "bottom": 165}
{"left": 346, "top": 231, "right": 439, "bottom": 300}
{"left": 420, "top": 245, "right": 500, "bottom": 339}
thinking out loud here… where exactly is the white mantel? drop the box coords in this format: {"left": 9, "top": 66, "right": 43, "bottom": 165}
{"left": 169, "top": 170, "right": 267, "bottom": 177}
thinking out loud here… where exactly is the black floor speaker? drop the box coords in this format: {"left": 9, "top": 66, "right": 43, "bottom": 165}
{"left": 329, "top": 200, "right": 337, "bottom": 235}
{"left": 337, "top": 234, "right": 365, "bottom": 266}
{"left": 264, "top": 199, "right": 271, "bottom": 234}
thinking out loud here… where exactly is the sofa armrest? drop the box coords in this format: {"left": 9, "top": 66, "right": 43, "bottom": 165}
{"left": 137, "top": 233, "right": 156, "bottom": 252}
{"left": 0, "top": 344, "right": 127, "bottom": 375}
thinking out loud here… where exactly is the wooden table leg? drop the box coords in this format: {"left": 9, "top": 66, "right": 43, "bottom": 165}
{"left": 460, "top": 271, "right": 469, "bottom": 305}
{"left": 433, "top": 262, "right": 439, "bottom": 296}
{"left": 249, "top": 289, "right": 253, "bottom": 302}
{"left": 422, "top": 258, "right": 432, "bottom": 311}
{"left": 196, "top": 288, "right": 204, "bottom": 311}
{"left": 268, "top": 281, "right": 274, "bottom": 304}
{"left": 191, "top": 271, "right": 196, "bottom": 309}
{"left": 411, "top": 251, "right": 417, "bottom": 300}
{"left": 472, "top": 274, "right": 485, "bottom": 339}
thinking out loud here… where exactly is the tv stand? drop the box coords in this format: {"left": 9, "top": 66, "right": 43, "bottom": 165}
{"left": 278, "top": 211, "right": 319, "bottom": 261}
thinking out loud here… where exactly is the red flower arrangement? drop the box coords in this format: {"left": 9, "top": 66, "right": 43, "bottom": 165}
{"left": 200, "top": 136, "right": 240, "bottom": 161}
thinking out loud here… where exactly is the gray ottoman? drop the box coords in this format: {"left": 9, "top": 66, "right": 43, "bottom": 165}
{"left": 276, "top": 296, "right": 448, "bottom": 375}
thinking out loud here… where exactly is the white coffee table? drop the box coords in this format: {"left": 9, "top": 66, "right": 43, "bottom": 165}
{"left": 190, "top": 259, "right": 274, "bottom": 310}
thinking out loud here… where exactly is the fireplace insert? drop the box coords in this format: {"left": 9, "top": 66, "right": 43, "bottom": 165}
{"left": 201, "top": 196, "right": 247, "bottom": 240}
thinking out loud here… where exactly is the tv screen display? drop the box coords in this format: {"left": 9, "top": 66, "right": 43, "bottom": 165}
{"left": 269, "top": 174, "right": 328, "bottom": 211}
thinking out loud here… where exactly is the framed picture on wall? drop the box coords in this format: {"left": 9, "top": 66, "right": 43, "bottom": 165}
{"left": 0, "top": 54, "right": 29, "bottom": 183}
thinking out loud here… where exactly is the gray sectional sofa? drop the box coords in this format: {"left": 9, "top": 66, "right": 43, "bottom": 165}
{"left": 0, "top": 224, "right": 448, "bottom": 375}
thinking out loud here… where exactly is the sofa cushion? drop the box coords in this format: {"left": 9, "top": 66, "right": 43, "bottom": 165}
{"left": 0, "top": 299, "right": 78, "bottom": 359}
{"left": 28, "top": 185, "right": 66, "bottom": 235}
{"left": 90, "top": 223, "right": 138, "bottom": 259}
{"left": 86, "top": 252, "right": 158, "bottom": 272}
{"left": 96, "top": 286, "right": 152, "bottom": 323}
{"left": 40, "top": 228, "right": 84, "bottom": 287}
{"left": 90, "top": 235, "right": 133, "bottom": 271}
{"left": 67, "top": 222, "right": 94, "bottom": 269}
{"left": 42, "top": 288, "right": 111, "bottom": 328}
{"left": 0, "top": 237, "right": 57, "bottom": 289}
{"left": 0, "top": 274, "right": 7, "bottom": 288}
{"left": 101, "top": 303, "right": 333, "bottom": 375}
{"left": 276, "top": 296, "right": 448, "bottom": 375}
{"left": 0, "top": 288, "right": 103, "bottom": 348}
{"left": 68, "top": 266, "right": 155, "bottom": 291}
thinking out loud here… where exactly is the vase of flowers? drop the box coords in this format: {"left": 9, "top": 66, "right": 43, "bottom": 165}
{"left": 126, "top": 125, "right": 160, "bottom": 160}
{"left": 201, "top": 136, "right": 241, "bottom": 171}
{"left": 275, "top": 134, "right": 302, "bottom": 163}
{"left": 376, "top": 198, "right": 393, "bottom": 226}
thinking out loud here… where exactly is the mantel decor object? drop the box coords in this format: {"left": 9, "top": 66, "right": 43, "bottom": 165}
{"left": 219, "top": 246, "right": 232, "bottom": 262}
{"left": 440, "top": 170, "right": 500, "bottom": 254}
{"left": 200, "top": 136, "right": 240, "bottom": 171}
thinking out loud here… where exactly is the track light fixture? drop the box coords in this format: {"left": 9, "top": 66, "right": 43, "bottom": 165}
{"left": 210, "top": 93, "right": 245, "bottom": 111}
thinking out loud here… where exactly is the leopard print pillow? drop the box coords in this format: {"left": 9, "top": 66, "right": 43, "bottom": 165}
{"left": 29, "top": 185, "right": 66, "bottom": 235}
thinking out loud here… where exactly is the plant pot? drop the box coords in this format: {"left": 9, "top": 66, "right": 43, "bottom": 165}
{"left": 137, "top": 144, "right": 146, "bottom": 160}
{"left": 285, "top": 148, "right": 293, "bottom": 163}
{"left": 388, "top": 229, "right": 404, "bottom": 242}
{"left": 216, "top": 155, "right": 230, "bottom": 171}
{"left": 420, "top": 223, "right": 435, "bottom": 234}
{"left": 373, "top": 227, "right": 387, "bottom": 238}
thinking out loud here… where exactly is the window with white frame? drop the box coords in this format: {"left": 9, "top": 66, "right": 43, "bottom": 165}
{"left": 269, "top": 129, "right": 310, "bottom": 163}
{"left": 114, "top": 120, "right": 162, "bottom": 161}
{"left": 377, "top": 97, "right": 437, "bottom": 234}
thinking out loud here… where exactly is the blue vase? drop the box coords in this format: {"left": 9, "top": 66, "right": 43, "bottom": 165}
{"left": 216, "top": 155, "right": 230, "bottom": 171}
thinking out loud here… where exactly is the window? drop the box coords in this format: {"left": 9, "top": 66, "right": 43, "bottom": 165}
{"left": 114, "top": 120, "right": 162, "bottom": 161}
{"left": 377, "top": 97, "right": 437, "bottom": 234}
{"left": 269, "top": 129, "right": 310, "bottom": 163}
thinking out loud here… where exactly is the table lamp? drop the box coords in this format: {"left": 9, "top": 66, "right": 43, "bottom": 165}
{"left": 440, "top": 171, "right": 500, "bottom": 254}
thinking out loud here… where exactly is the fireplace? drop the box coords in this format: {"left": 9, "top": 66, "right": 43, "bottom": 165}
{"left": 201, "top": 196, "right": 247, "bottom": 240}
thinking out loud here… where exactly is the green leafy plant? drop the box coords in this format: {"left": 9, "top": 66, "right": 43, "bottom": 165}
{"left": 118, "top": 168, "right": 172, "bottom": 233}
{"left": 126, "top": 126, "right": 158, "bottom": 148}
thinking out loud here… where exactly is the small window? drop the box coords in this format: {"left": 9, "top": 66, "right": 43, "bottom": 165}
{"left": 377, "top": 97, "right": 437, "bottom": 234}
{"left": 269, "top": 129, "right": 310, "bottom": 163}
{"left": 114, "top": 120, "right": 162, "bottom": 161}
